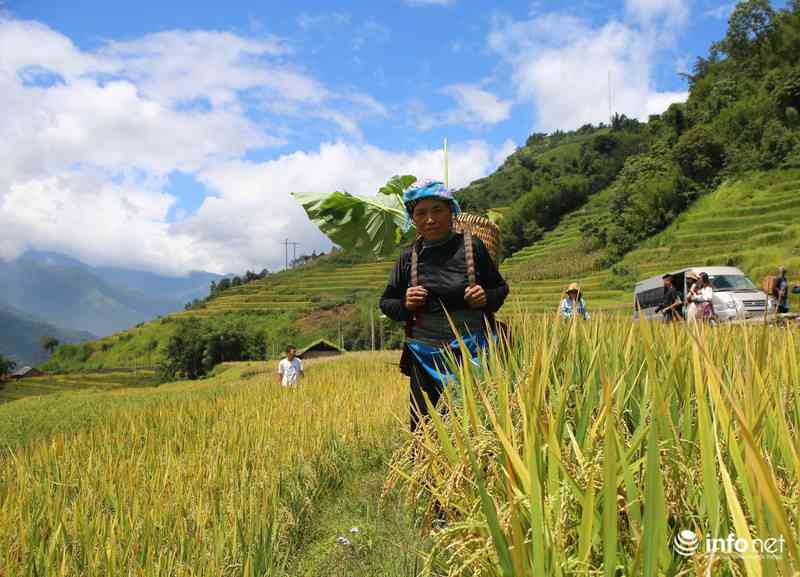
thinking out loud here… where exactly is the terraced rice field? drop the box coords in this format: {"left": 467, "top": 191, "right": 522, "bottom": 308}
{"left": 499, "top": 170, "right": 800, "bottom": 314}
{"left": 500, "top": 187, "right": 626, "bottom": 314}
{"left": 628, "top": 171, "right": 800, "bottom": 283}
{"left": 174, "top": 170, "right": 799, "bottom": 321}
{"left": 0, "top": 370, "right": 158, "bottom": 403}
{"left": 177, "top": 260, "right": 395, "bottom": 317}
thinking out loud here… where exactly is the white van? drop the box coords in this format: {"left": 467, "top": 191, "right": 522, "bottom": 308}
{"left": 633, "top": 266, "right": 772, "bottom": 322}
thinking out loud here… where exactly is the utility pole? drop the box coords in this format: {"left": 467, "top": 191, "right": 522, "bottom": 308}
{"left": 282, "top": 239, "right": 300, "bottom": 269}
{"left": 338, "top": 318, "right": 343, "bottom": 350}
{"left": 444, "top": 137, "right": 448, "bottom": 188}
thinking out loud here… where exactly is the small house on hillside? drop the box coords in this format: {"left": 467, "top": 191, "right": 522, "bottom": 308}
{"left": 10, "top": 366, "right": 44, "bottom": 380}
{"left": 296, "top": 339, "right": 345, "bottom": 360}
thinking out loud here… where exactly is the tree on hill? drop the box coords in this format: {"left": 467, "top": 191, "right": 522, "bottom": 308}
{"left": 40, "top": 336, "right": 60, "bottom": 356}
{"left": 714, "top": 0, "right": 776, "bottom": 61}
{"left": 158, "top": 318, "right": 268, "bottom": 381}
{"left": 0, "top": 354, "right": 16, "bottom": 379}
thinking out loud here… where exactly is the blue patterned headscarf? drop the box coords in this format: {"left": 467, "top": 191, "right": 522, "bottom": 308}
{"left": 402, "top": 179, "right": 461, "bottom": 218}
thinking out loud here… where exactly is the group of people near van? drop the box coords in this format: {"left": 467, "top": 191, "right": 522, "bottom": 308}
{"left": 656, "top": 271, "right": 715, "bottom": 323}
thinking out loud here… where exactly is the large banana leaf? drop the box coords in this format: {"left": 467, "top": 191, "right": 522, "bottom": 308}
{"left": 378, "top": 174, "right": 417, "bottom": 197}
{"left": 291, "top": 189, "right": 415, "bottom": 258}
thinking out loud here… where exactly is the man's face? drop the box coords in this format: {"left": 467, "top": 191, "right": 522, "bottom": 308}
{"left": 663, "top": 277, "right": 672, "bottom": 288}
{"left": 412, "top": 198, "right": 452, "bottom": 242}
{"left": 287, "top": 349, "right": 295, "bottom": 360}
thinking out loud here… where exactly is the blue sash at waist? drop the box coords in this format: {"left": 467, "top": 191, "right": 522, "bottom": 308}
{"left": 406, "top": 331, "right": 495, "bottom": 386}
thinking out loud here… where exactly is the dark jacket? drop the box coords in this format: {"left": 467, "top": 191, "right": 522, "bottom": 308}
{"left": 379, "top": 232, "right": 509, "bottom": 327}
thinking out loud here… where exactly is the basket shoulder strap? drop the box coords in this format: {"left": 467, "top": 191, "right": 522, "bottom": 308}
{"left": 411, "top": 242, "right": 419, "bottom": 287}
{"left": 406, "top": 242, "right": 420, "bottom": 339}
{"left": 463, "top": 228, "right": 476, "bottom": 287}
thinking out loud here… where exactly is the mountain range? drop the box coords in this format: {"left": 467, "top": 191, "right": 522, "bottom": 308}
{"left": 0, "top": 251, "right": 227, "bottom": 363}
{"left": 0, "top": 303, "right": 95, "bottom": 366}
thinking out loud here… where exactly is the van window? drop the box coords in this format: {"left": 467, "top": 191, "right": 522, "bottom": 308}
{"left": 708, "top": 275, "right": 756, "bottom": 291}
{"left": 636, "top": 287, "right": 663, "bottom": 310}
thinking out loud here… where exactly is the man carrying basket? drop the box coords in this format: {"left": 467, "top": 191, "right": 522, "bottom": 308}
{"left": 379, "top": 179, "right": 509, "bottom": 432}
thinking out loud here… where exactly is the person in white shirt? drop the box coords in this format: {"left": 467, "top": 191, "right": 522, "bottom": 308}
{"left": 277, "top": 345, "right": 303, "bottom": 386}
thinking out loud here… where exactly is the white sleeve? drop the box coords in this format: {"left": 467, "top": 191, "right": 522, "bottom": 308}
{"left": 277, "top": 360, "right": 284, "bottom": 374}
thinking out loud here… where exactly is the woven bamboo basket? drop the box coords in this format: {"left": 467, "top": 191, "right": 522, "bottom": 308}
{"left": 454, "top": 212, "right": 502, "bottom": 264}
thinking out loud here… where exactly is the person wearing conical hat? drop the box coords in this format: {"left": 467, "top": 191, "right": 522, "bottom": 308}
{"left": 560, "top": 282, "right": 589, "bottom": 320}
{"left": 379, "top": 179, "right": 510, "bottom": 434}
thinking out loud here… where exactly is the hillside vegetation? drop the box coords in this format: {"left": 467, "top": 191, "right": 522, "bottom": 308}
{"left": 500, "top": 169, "right": 800, "bottom": 312}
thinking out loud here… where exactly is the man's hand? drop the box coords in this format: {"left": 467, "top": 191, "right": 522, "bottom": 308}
{"left": 464, "top": 285, "right": 487, "bottom": 309}
{"left": 404, "top": 286, "right": 429, "bottom": 311}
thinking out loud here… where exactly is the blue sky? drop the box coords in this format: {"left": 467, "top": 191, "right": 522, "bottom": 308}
{"left": 0, "top": 0, "right": 743, "bottom": 274}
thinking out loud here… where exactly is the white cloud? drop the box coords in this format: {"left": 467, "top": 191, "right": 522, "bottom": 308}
{"left": 0, "top": 170, "right": 190, "bottom": 272}
{"left": 492, "top": 139, "right": 517, "bottom": 167}
{"left": 0, "top": 17, "right": 402, "bottom": 274}
{"left": 0, "top": 140, "right": 505, "bottom": 274}
{"left": 443, "top": 84, "right": 513, "bottom": 126}
{"left": 171, "top": 140, "right": 500, "bottom": 273}
{"left": 0, "top": 19, "right": 384, "bottom": 186}
{"left": 488, "top": 12, "right": 688, "bottom": 132}
{"left": 409, "top": 84, "right": 512, "bottom": 131}
{"left": 297, "top": 11, "right": 352, "bottom": 30}
{"left": 625, "top": 0, "right": 689, "bottom": 29}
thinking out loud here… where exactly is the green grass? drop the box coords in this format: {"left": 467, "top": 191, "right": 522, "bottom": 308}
{"left": 284, "top": 463, "right": 426, "bottom": 577}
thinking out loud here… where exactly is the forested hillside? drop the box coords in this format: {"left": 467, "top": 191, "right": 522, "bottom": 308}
{"left": 458, "top": 0, "right": 800, "bottom": 266}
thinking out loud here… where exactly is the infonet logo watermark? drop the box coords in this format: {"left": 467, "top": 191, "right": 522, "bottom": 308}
{"left": 673, "top": 529, "right": 786, "bottom": 560}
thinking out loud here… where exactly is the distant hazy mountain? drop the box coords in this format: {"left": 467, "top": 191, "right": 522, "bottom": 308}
{"left": 91, "top": 266, "right": 224, "bottom": 305}
{"left": 0, "top": 303, "right": 95, "bottom": 366}
{"left": 0, "top": 251, "right": 227, "bottom": 337}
